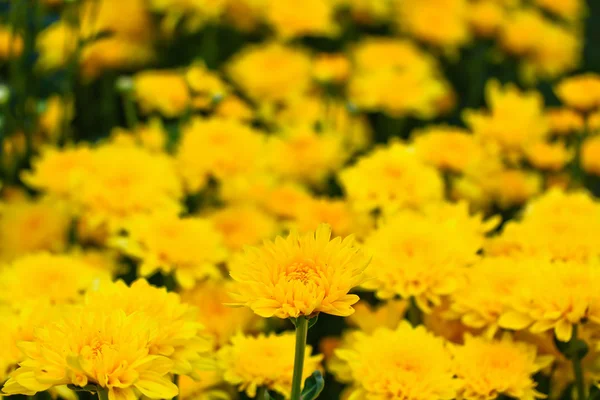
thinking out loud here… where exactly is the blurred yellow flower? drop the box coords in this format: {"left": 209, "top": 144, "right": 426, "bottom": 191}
{"left": 215, "top": 95, "right": 254, "bottom": 121}
{"left": 0, "top": 252, "right": 111, "bottom": 309}
{"left": 0, "top": 197, "right": 71, "bottom": 262}
{"left": 467, "top": 0, "right": 506, "bottom": 37}
{"left": 464, "top": 80, "right": 549, "bottom": 159}
{"left": 216, "top": 332, "right": 322, "bottom": 398}
{"left": 178, "top": 371, "right": 232, "bottom": 400}
{"left": 339, "top": 142, "right": 444, "bottom": 214}
{"left": 312, "top": 53, "right": 351, "bottom": 84}
{"left": 112, "top": 213, "right": 227, "bottom": 289}
{"left": 556, "top": 73, "right": 600, "bottom": 112}
{"left": 393, "top": 0, "right": 471, "bottom": 50}
{"left": 525, "top": 141, "right": 572, "bottom": 171}
{"left": 2, "top": 307, "right": 178, "bottom": 400}
{"left": 134, "top": 70, "right": 191, "bottom": 117}
{"left": 227, "top": 43, "right": 312, "bottom": 103}
{"left": 186, "top": 63, "right": 229, "bottom": 110}
{"left": 86, "top": 279, "right": 211, "bottom": 377}
{"left": 334, "top": 323, "right": 458, "bottom": 400}
{"left": 207, "top": 204, "right": 279, "bottom": 252}
{"left": 80, "top": 38, "right": 155, "bottom": 81}
{"left": 362, "top": 202, "right": 497, "bottom": 311}
{"left": 453, "top": 334, "right": 553, "bottom": 400}
{"left": 547, "top": 107, "right": 585, "bottom": 135}
{"left": 229, "top": 224, "right": 369, "bottom": 318}
{"left": 412, "top": 125, "right": 482, "bottom": 173}
{"left": 267, "top": 127, "right": 347, "bottom": 185}
{"left": 498, "top": 259, "right": 600, "bottom": 342}
{"left": 181, "top": 280, "right": 260, "bottom": 348}
{"left": 487, "top": 189, "right": 600, "bottom": 262}
{"left": 347, "top": 300, "right": 408, "bottom": 333}
{"left": 35, "top": 22, "right": 77, "bottom": 71}
{"left": 177, "top": 117, "right": 266, "bottom": 192}
{"left": 38, "top": 96, "right": 73, "bottom": 141}
{"left": 264, "top": 0, "right": 338, "bottom": 39}
{"left": 582, "top": 135, "right": 600, "bottom": 175}
{"left": 0, "top": 27, "right": 23, "bottom": 59}
{"left": 535, "top": 0, "right": 584, "bottom": 20}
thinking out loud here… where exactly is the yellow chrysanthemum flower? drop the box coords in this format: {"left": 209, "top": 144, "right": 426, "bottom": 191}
{"left": 312, "top": 53, "right": 351, "bottom": 84}
{"left": 181, "top": 280, "right": 261, "bottom": 348}
{"left": 134, "top": 70, "right": 191, "bottom": 118}
{"left": 412, "top": 125, "right": 483, "bottom": 173}
{"left": 582, "top": 135, "right": 600, "bottom": 176}
{"left": 334, "top": 322, "right": 458, "bottom": 400}
{"left": 453, "top": 334, "right": 553, "bottom": 400}
{"left": 186, "top": 63, "right": 229, "bottom": 110}
{"left": 229, "top": 224, "right": 370, "bottom": 318}
{"left": 362, "top": 202, "right": 497, "bottom": 311}
{"left": 85, "top": 279, "right": 211, "bottom": 377}
{"left": 177, "top": 117, "right": 266, "bottom": 192}
{"left": 227, "top": 43, "right": 312, "bottom": 104}
{"left": 35, "top": 22, "right": 77, "bottom": 71}
{"left": 0, "top": 252, "right": 111, "bottom": 309}
{"left": 393, "top": 0, "right": 471, "bottom": 50}
{"left": 498, "top": 259, "right": 600, "bottom": 342}
{"left": 2, "top": 307, "right": 178, "bottom": 400}
{"left": 464, "top": 80, "right": 549, "bottom": 159}
{"left": 339, "top": 142, "right": 444, "bottom": 214}
{"left": 267, "top": 127, "right": 347, "bottom": 185}
{"left": 178, "top": 371, "right": 232, "bottom": 400}
{"left": 346, "top": 300, "right": 408, "bottom": 334}
{"left": 0, "top": 197, "right": 71, "bottom": 262}
{"left": 525, "top": 141, "right": 572, "bottom": 171}
{"left": 555, "top": 73, "right": 600, "bottom": 112}
{"left": 486, "top": 188, "right": 600, "bottom": 262}
{"left": 448, "top": 257, "right": 529, "bottom": 338}
{"left": 547, "top": 107, "right": 585, "bottom": 135}
{"left": 216, "top": 332, "right": 323, "bottom": 398}
{"left": 111, "top": 213, "right": 227, "bottom": 289}
{"left": 264, "top": 0, "right": 338, "bottom": 39}
{"left": 22, "top": 145, "right": 94, "bottom": 198}
{"left": 467, "top": 0, "right": 505, "bottom": 37}
{"left": 535, "top": 0, "right": 584, "bottom": 20}
{"left": 207, "top": 205, "right": 280, "bottom": 252}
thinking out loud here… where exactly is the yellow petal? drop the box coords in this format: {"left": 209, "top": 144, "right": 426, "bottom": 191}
{"left": 554, "top": 320, "right": 573, "bottom": 342}
{"left": 135, "top": 372, "right": 178, "bottom": 399}
{"left": 498, "top": 311, "right": 533, "bottom": 330}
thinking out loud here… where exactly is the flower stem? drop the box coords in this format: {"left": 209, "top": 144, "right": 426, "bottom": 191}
{"left": 290, "top": 316, "right": 308, "bottom": 400}
{"left": 97, "top": 388, "right": 109, "bottom": 400}
{"left": 173, "top": 374, "right": 179, "bottom": 400}
{"left": 570, "top": 324, "right": 586, "bottom": 400}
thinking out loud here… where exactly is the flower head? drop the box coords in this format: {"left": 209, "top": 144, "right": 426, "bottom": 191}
{"left": 229, "top": 224, "right": 370, "bottom": 318}
{"left": 134, "top": 70, "right": 191, "bottom": 117}
{"left": 334, "top": 322, "right": 458, "bottom": 400}
{"left": 362, "top": 202, "right": 497, "bottom": 311}
{"left": 453, "top": 334, "right": 553, "bottom": 400}
{"left": 216, "top": 332, "right": 322, "bottom": 398}
{"left": 0, "top": 252, "right": 111, "bottom": 309}
{"left": 556, "top": 73, "right": 600, "bottom": 112}
{"left": 339, "top": 142, "right": 444, "bottom": 214}
{"left": 2, "top": 307, "right": 178, "bottom": 400}
{"left": 85, "top": 279, "right": 211, "bottom": 376}
{"left": 112, "top": 213, "right": 227, "bottom": 289}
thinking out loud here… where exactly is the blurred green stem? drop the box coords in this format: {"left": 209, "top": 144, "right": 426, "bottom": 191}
{"left": 290, "top": 317, "right": 308, "bottom": 400}
{"left": 570, "top": 325, "right": 586, "bottom": 400}
{"left": 97, "top": 388, "right": 109, "bottom": 400}
{"left": 407, "top": 297, "right": 421, "bottom": 327}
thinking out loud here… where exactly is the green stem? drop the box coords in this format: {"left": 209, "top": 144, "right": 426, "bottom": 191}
{"left": 97, "top": 388, "right": 109, "bottom": 400}
{"left": 407, "top": 297, "right": 421, "bottom": 327}
{"left": 173, "top": 374, "right": 179, "bottom": 400}
{"left": 257, "top": 386, "right": 267, "bottom": 399}
{"left": 571, "top": 324, "right": 586, "bottom": 400}
{"left": 121, "top": 91, "right": 138, "bottom": 130}
{"left": 290, "top": 317, "right": 308, "bottom": 400}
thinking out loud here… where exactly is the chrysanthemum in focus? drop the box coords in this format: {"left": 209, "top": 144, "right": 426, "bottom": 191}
{"left": 0, "top": 252, "right": 111, "bottom": 309}
{"left": 112, "top": 213, "right": 228, "bottom": 289}
{"left": 216, "top": 332, "right": 322, "bottom": 398}
{"left": 177, "top": 117, "right": 266, "bottom": 192}
{"left": 181, "top": 280, "right": 260, "bottom": 348}
{"left": 339, "top": 142, "right": 444, "bottom": 214}
{"left": 362, "top": 202, "right": 497, "bottom": 311}
{"left": 334, "top": 322, "right": 458, "bottom": 400}
{"left": 453, "top": 334, "right": 553, "bottom": 400}
{"left": 555, "top": 73, "right": 600, "bottom": 112}
{"left": 85, "top": 279, "right": 211, "bottom": 377}
{"left": 229, "top": 224, "right": 370, "bottom": 318}
{"left": 0, "top": 197, "right": 71, "bottom": 262}
{"left": 2, "top": 307, "right": 178, "bottom": 400}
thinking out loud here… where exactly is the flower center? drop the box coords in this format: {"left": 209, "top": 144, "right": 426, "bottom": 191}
{"left": 286, "top": 260, "right": 318, "bottom": 285}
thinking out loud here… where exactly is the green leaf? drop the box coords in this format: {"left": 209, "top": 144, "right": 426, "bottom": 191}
{"left": 307, "top": 315, "right": 319, "bottom": 330}
{"left": 301, "top": 370, "right": 325, "bottom": 400}
{"left": 289, "top": 317, "right": 297, "bottom": 327}
{"left": 553, "top": 335, "right": 588, "bottom": 360}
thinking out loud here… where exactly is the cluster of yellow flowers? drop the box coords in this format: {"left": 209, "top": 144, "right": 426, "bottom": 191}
{"left": 1, "top": 0, "right": 600, "bottom": 400}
